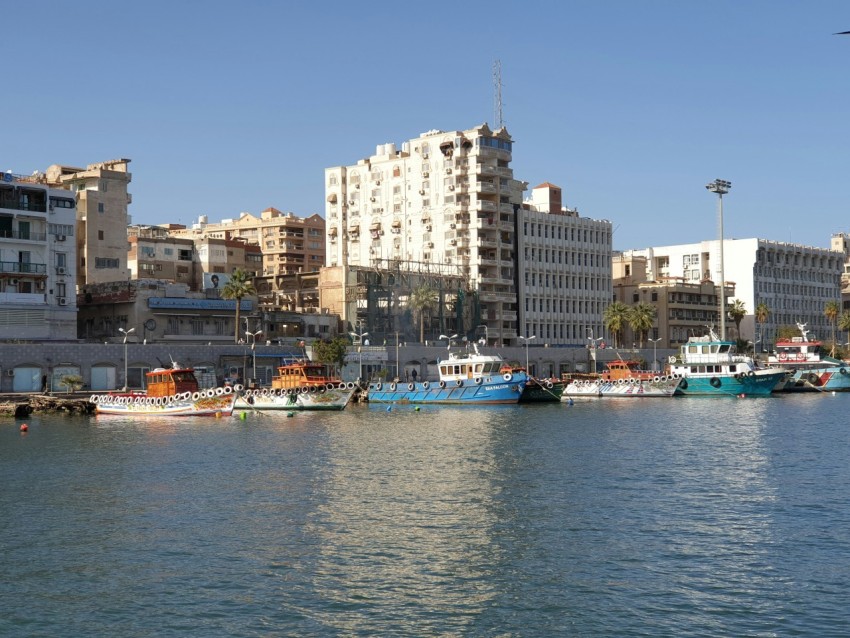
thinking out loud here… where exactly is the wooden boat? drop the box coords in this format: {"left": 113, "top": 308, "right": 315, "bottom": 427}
{"left": 667, "top": 329, "right": 786, "bottom": 396}
{"left": 234, "top": 357, "right": 356, "bottom": 411}
{"left": 367, "top": 343, "right": 528, "bottom": 405}
{"left": 92, "top": 364, "right": 237, "bottom": 416}
{"left": 562, "top": 358, "right": 681, "bottom": 398}
{"left": 767, "top": 323, "right": 850, "bottom": 392}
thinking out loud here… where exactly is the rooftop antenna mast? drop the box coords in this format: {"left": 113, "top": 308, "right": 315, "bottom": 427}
{"left": 493, "top": 59, "right": 504, "bottom": 128}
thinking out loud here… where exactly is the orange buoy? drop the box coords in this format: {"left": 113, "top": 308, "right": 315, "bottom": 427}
{"left": 20, "top": 424, "right": 28, "bottom": 432}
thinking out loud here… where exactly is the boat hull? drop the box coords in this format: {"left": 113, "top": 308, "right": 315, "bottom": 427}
{"left": 519, "top": 379, "right": 564, "bottom": 403}
{"left": 93, "top": 389, "right": 236, "bottom": 416}
{"left": 367, "top": 376, "right": 526, "bottom": 404}
{"left": 234, "top": 384, "right": 356, "bottom": 411}
{"left": 774, "top": 366, "right": 850, "bottom": 392}
{"left": 675, "top": 371, "right": 783, "bottom": 396}
{"left": 563, "top": 377, "right": 681, "bottom": 398}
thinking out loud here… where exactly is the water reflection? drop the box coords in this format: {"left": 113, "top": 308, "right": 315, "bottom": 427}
{"left": 301, "top": 406, "right": 506, "bottom": 635}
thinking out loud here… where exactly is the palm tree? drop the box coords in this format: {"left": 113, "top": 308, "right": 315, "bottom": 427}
{"left": 728, "top": 299, "right": 747, "bottom": 338}
{"left": 221, "top": 268, "right": 256, "bottom": 343}
{"left": 838, "top": 311, "right": 850, "bottom": 358}
{"left": 603, "top": 301, "right": 630, "bottom": 348}
{"left": 755, "top": 301, "right": 770, "bottom": 348}
{"left": 824, "top": 300, "right": 842, "bottom": 357}
{"left": 627, "top": 302, "right": 656, "bottom": 348}
{"left": 409, "top": 285, "right": 438, "bottom": 344}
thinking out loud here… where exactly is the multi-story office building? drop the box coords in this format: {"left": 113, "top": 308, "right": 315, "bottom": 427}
{"left": 518, "top": 183, "right": 612, "bottom": 345}
{"left": 46, "top": 159, "right": 132, "bottom": 287}
{"left": 325, "top": 123, "right": 526, "bottom": 345}
{"left": 623, "top": 239, "right": 843, "bottom": 348}
{"left": 0, "top": 170, "right": 77, "bottom": 339}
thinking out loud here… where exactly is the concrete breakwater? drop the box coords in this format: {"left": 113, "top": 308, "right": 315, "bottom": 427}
{"left": 0, "top": 394, "right": 94, "bottom": 418}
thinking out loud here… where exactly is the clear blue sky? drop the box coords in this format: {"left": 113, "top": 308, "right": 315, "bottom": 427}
{"left": 5, "top": 1, "right": 850, "bottom": 251}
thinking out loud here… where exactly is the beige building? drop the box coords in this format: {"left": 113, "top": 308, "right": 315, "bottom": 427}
{"left": 46, "top": 159, "right": 132, "bottom": 288}
{"left": 613, "top": 253, "right": 735, "bottom": 349}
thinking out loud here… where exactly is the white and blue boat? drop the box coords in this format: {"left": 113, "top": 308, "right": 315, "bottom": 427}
{"left": 366, "top": 344, "right": 528, "bottom": 405}
{"left": 766, "top": 322, "right": 850, "bottom": 392}
{"left": 667, "top": 329, "right": 786, "bottom": 397}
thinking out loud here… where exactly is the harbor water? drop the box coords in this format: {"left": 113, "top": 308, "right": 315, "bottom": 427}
{"left": 3, "top": 394, "right": 850, "bottom": 636}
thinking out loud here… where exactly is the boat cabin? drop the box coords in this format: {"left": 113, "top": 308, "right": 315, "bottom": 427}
{"left": 770, "top": 337, "right": 822, "bottom": 365}
{"left": 145, "top": 367, "right": 199, "bottom": 398}
{"left": 271, "top": 361, "right": 339, "bottom": 390}
{"left": 601, "top": 360, "right": 654, "bottom": 381}
{"left": 438, "top": 354, "right": 504, "bottom": 381}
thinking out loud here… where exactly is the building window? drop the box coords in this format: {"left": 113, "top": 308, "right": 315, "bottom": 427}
{"left": 98, "top": 203, "right": 104, "bottom": 213}
{"left": 98, "top": 230, "right": 104, "bottom": 240}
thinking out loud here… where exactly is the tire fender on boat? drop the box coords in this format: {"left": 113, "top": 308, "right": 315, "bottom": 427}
{"left": 422, "top": 381, "right": 430, "bottom": 390}
{"left": 375, "top": 383, "right": 383, "bottom": 391}
{"left": 192, "top": 392, "right": 201, "bottom": 401}
{"left": 439, "top": 380, "right": 446, "bottom": 389}
{"left": 408, "top": 383, "right": 415, "bottom": 391}
{"left": 456, "top": 379, "right": 464, "bottom": 387}
{"left": 390, "top": 383, "right": 397, "bottom": 391}
{"left": 710, "top": 377, "right": 721, "bottom": 388}
{"left": 503, "top": 373, "right": 512, "bottom": 382}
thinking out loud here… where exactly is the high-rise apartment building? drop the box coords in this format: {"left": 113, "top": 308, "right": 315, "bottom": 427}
{"left": 325, "top": 124, "right": 526, "bottom": 344}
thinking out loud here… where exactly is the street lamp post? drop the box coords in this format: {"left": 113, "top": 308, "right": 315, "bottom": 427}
{"left": 118, "top": 327, "right": 135, "bottom": 391}
{"left": 647, "top": 337, "right": 661, "bottom": 372}
{"left": 245, "top": 328, "right": 263, "bottom": 385}
{"left": 518, "top": 335, "right": 536, "bottom": 376}
{"left": 706, "top": 179, "right": 731, "bottom": 340}
{"left": 348, "top": 327, "right": 369, "bottom": 381}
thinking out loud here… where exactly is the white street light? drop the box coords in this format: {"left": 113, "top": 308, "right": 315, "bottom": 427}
{"left": 118, "top": 327, "right": 135, "bottom": 391}
{"left": 245, "top": 329, "right": 262, "bottom": 384}
{"left": 439, "top": 334, "right": 458, "bottom": 350}
{"left": 518, "top": 335, "right": 536, "bottom": 376}
{"left": 706, "top": 178, "right": 731, "bottom": 341}
{"left": 647, "top": 337, "right": 661, "bottom": 372}
{"left": 348, "top": 328, "right": 369, "bottom": 381}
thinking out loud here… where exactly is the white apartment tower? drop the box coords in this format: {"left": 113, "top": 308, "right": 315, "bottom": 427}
{"left": 0, "top": 170, "right": 78, "bottom": 339}
{"left": 519, "top": 183, "right": 612, "bottom": 345}
{"left": 325, "top": 124, "right": 525, "bottom": 345}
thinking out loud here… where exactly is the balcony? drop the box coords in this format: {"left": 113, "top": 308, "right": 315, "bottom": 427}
{"left": 0, "top": 261, "right": 47, "bottom": 274}
{"left": 0, "top": 230, "right": 48, "bottom": 242}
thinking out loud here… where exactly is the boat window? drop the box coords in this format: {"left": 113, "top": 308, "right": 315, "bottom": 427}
{"left": 718, "top": 344, "right": 731, "bottom": 353}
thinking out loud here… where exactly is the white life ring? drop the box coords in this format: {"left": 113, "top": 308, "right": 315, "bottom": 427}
{"left": 503, "top": 373, "right": 512, "bottom": 381}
